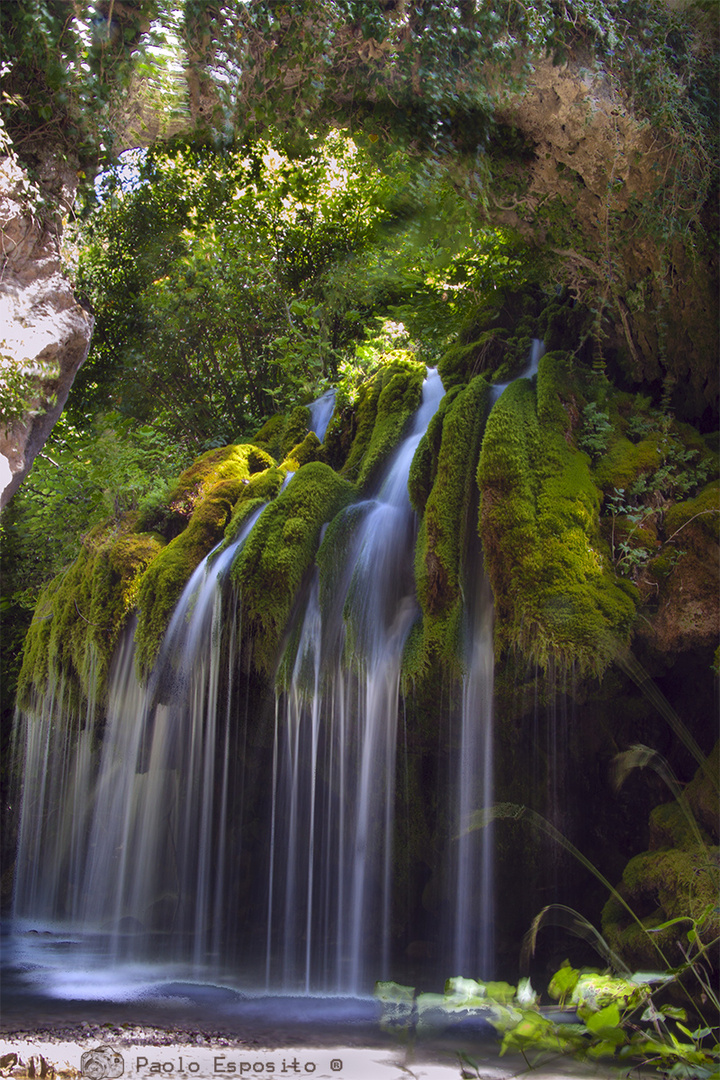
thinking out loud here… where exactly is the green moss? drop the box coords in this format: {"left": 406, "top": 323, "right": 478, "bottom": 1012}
{"left": 135, "top": 445, "right": 270, "bottom": 676}
{"left": 684, "top": 740, "right": 719, "bottom": 840}
{"left": 408, "top": 386, "right": 462, "bottom": 515}
{"left": 250, "top": 406, "right": 313, "bottom": 462}
{"left": 477, "top": 358, "right": 637, "bottom": 674}
{"left": 406, "top": 376, "right": 493, "bottom": 678}
{"left": 603, "top": 845, "right": 720, "bottom": 967}
{"left": 602, "top": 749, "right": 720, "bottom": 971}
{"left": 593, "top": 436, "right": 664, "bottom": 493}
{"left": 341, "top": 355, "right": 425, "bottom": 487}
{"left": 140, "top": 443, "right": 275, "bottom": 538}
{"left": 280, "top": 406, "right": 312, "bottom": 459}
{"left": 437, "top": 330, "right": 509, "bottom": 391}
{"left": 223, "top": 468, "right": 285, "bottom": 543}
{"left": 322, "top": 401, "right": 357, "bottom": 472}
{"left": 250, "top": 413, "right": 286, "bottom": 459}
{"left": 663, "top": 480, "right": 720, "bottom": 540}
{"left": 17, "top": 518, "right": 165, "bottom": 713}
{"left": 231, "top": 462, "right": 356, "bottom": 674}
{"left": 649, "top": 801, "right": 711, "bottom": 850}
{"left": 282, "top": 431, "right": 324, "bottom": 470}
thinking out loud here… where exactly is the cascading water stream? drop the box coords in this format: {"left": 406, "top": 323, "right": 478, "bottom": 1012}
{"left": 13, "top": 505, "right": 265, "bottom": 975}
{"left": 447, "top": 338, "right": 545, "bottom": 979}
{"left": 265, "top": 369, "right": 445, "bottom": 993}
{"left": 307, "top": 389, "right": 336, "bottom": 442}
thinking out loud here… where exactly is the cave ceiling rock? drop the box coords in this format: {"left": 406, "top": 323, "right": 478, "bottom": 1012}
{"left": 496, "top": 56, "right": 659, "bottom": 262}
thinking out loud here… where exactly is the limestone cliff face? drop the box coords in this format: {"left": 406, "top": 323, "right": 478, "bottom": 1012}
{"left": 0, "top": 152, "right": 93, "bottom": 509}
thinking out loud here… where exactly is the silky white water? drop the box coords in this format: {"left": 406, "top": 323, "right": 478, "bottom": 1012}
{"left": 265, "top": 369, "right": 445, "bottom": 993}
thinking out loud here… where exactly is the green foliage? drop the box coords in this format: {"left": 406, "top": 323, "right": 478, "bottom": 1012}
{"left": 75, "top": 132, "right": 447, "bottom": 446}
{"left": 375, "top": 967, "right": 720, "bottom": 1076}
{"left": 0, "top": 354, "right": 53, "bottom": 433}
{"left": 578, "top": 401, "right": 613, "bottom": 460}
{"left": 1, "top": 412, "right": 188, "bottom": 592}
{"left": 0, "top": 0, "right": 156, "bottom": 165}
{"left": 593, "top": 408, "right": 718, "bottom": 579}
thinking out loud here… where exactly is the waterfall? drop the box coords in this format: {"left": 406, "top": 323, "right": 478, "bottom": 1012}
{"left": 448, "top": 568, "right": 495, "bottom": 979}
{"left": 490, "top": 337, "right": 544, "bottom": 404}
{"left": 13, "top": 506, "right": 264, "bottom": 974}
{"left": 11, "top": 360, "right": 548, "bottom": 996}
{"left": 266, "top": 369, "right": 445, "bottom": 993}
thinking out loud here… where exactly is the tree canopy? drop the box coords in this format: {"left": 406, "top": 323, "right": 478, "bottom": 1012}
{"left": 72, "top": 130, "right": 538, "bottom": 447}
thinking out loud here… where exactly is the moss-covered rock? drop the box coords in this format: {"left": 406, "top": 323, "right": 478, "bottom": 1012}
{"left": 140, "top": 442, "right": 275, "bottom": 539}
{"left": 134, "top": 445, "right": 275, "bottom": 676}
{"left": 602, "top": 843, "right": 719, "bottom": 970}
{"left": 280, "top": 406, "right": 312, "bottom": 459}
{"left": 408, "top": 386, "right": 462, "bottom": 516}
{"left": 340, "top": 355, "right": 425, "bottom": 487}
{"left": 222, "top": 468, "right": 285, "bottom": 544}
{"left": 663, "top": 480, "right": 720, "bottom": 542}
{"left": 407, "top": 376, "right": 494, "bottom": 677}
{"left": 249, "top": 405, "right": 312, "bottom": 462}
{"left": 282, "top": 431, "right": 324, "bottom": 470}
{"left": 438, "top": 330, "right": 509, "bottom": 391}
{"left": 477, "top": 353, "right": 637, "bottom": 673}
{"left": 249, "top": 413, "right": 286, "bottom": 460}
{"left": 231, "top": 461, "right": 356, "bottom": 674}
{"left": 593, "top": 436, "right": 665, "bottom": 494}
{"left": 17, "top": 517, "right": 165, "bottom": 712}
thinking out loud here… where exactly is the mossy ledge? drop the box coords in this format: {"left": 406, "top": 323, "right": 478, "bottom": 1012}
{"left": 476, "top": 353, "right": 637, "bottom": 675}
{"left": 231, "top": 461, "right": 356, "bottom": 675}
{"left": 250, "top": 405, "right": 311, "bottom": 463}
{"left": 17, "top": 517, "right": 165, "bottom": 714}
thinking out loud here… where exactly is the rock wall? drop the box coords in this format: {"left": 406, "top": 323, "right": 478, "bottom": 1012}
{"left": 0, "top": 152, "right": 93, "bottom": 509}
{"left": 495, "top": 57, "right": 718, "bottom": 423}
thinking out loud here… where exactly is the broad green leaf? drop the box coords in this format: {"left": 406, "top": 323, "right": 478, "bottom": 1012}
{"left": 586, "top": 1002, "right": 621, "bottom": 1033}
